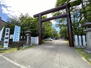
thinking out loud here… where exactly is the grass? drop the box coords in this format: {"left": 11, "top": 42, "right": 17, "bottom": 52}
{"left": 76, "top": 48, "right": 91, "bottom": 64}
{"left": 0, "top": 48, "right": 17, "bottom": 53}
{"left": 0, "top": 45, "right": 3, "bottom": 48}
{"left": 0, "top": 45, "right": 17, "bottom": 53}
{"left": 0, "top": 45, "right": 35, "bottom": 53}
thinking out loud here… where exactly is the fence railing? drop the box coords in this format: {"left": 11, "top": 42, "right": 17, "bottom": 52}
{"left": 74, "top": 35, "right": 87, "bottom": 48}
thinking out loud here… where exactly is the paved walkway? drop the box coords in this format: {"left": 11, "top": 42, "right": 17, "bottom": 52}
{"left": 0, "top": 55, "right": 20, "bottom": 68}
{"left": 3, "top": 39, "right": 91, "bottom": 68}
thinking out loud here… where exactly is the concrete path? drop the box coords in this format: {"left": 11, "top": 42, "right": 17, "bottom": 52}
{"left": 0, "top": 55, "right": 20, "bottom": 68}
{"left": 3, "top": 39, "right": 91, "bottom": 68}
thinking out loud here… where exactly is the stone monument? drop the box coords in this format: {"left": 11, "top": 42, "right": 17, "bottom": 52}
{"left": 25, "top": 30, "right": 31, "bottom": 46}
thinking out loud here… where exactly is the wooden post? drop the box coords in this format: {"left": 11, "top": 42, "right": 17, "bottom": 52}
{"left": 66, "top": 4, "right": 74, "bottom": 47}
{"left": 38, "top": 14, "right": 42, "bottom": 44}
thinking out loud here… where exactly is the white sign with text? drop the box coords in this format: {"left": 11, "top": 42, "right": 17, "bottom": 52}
{"left": 4, "top": 28, "right": 10, "bottom": 48}
{"left": 13, "top": 25, "right": 21, "bottom": 42}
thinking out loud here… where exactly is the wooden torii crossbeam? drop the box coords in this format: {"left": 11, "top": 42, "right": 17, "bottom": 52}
{"left": 34, "top": 3, "right": 74, "bottom": 47}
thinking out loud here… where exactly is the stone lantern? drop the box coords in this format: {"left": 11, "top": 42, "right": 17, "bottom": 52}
{"left": 82, "top": 22, "right": 91, "bottom": 53}
{"left": 25, "top": 30, "right": 31, "bottom": 46}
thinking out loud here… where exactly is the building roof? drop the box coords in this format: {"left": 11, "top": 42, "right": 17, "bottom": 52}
{"left": 0, "top": 17, "right": 5, "bottom": 30}
{"left": 82, "top": 22, "right": 91, "bottom": 27}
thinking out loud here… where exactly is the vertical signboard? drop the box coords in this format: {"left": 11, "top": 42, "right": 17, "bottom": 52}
{"left": 0, "top": 27, "right": 4, "bottom": 41}
{"left": 4, "top": 28, "right": 10, "bottom": 48}
{"left": 13, "top": 25, "right": 21, "bottom": 42}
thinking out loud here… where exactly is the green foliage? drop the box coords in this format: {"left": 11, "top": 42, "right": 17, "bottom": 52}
{"left": 55, "top": 0, "right": 91, "bottom": 39}
{"left": 73, "top": 22, "right": 85, "bottom": 35}
{"left": 5, "top": 18, "right": 20, "bottom": 34}
{"left": 43, "top": 22, "right": 53, "bottom": 38}
{"left": 56, "top": 0, "right": 81, "bottom": 7}
{"left": 6, "top": 14, "right": 38, "bottom": 36}
{"left": 76, "top": 48, "right": 91, "bottom": 64}
{"left": 85, "top": 3, "right": 91, "bottom": 22}
{"left": 0, "top": 48, "right": 17, "bottom": 53}
{"left": 56, "top": 0, "right": 69, "bottom": 7}
{"left": 70, "top": 0, "right": 81, "bottom": 6}
{"left": 5, "top": 14, "right": 58, "bottom": 38}
{"left": 59, "top": 24, "right": 68, "bottom": 39}
{"left": 53, "top": 12, "right": 62, "bottom": 16}
{"left": 19, "top": 14, "right": 38, "bottom": 36}
{"left": 52, "top": 28, "right": 60, "bottom": 38}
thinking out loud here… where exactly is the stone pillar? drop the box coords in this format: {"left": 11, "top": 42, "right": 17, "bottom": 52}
{"left": 86, "top": 28, "right": 91, "bottom": 52}
{"left": 25, "top": 30, "right": 31, "bottom": 46}
{"left": 26, "top": 34, "right": 30, "bottom": 45}
{"left": 82, "top": 22, "right": 91, "bottom": 53}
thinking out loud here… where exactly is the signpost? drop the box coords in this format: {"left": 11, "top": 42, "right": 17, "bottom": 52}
{"left": 3, "top": 28, "right": 10, "bottom": 48}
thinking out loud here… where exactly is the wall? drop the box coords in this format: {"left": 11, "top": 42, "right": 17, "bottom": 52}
{"left": 31, "top": 37, "right": 39, "bottom": 45}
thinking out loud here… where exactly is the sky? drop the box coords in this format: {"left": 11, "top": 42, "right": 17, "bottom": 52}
{"left": 0, "top": 0, "right": 56, "bottom": 19}
{"left": 0, "top": 0, "right": 60, "bottom": 31}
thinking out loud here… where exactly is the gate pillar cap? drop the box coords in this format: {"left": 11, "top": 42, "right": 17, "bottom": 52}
{"left": 82, "top": 22, "right": 91, "bottom": 27}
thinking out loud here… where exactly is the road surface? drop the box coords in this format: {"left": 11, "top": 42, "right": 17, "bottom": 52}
{"left": 1, "top": 39, "right": 91, "bottom": 68}
{"left": 0, "top": 54, "right": 20, "bottom": 68}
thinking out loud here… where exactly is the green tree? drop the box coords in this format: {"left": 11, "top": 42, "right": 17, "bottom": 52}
{"left": 52, "top": 28, "right": 60, "bottom": 39}
{"left": 56, "top": 0, "right": 69, "bottom": 7}
{"left": 7, "top": 14, "right": 56, "bottom": 38}
{"left": 5, "top": 18, "right": 20, "bottom": 34}
{"left": 56, "top": 19, "right": 68, "bottom": 39}
{"left": 19, "top": 14, "right": 38, "bottom": 36}
{"left": 60, "top": 25, "right": 68, "bottom": 39}
{"left": 55, "top": 0, "right": 89, "bottom": 39}
{"left": 56, "top": 0, "right": 81, "bottom": 7}
{"left": 43, "top": 22, "right": 59, "bottom": 39}
{"left": 85, "top": 0, "right": 91, "bottom": 22}
{"left": 42, "top": 21, "right": 53, "bottom": 38}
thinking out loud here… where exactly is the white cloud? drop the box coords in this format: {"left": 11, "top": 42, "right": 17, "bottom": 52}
{"left": 2, "top": 0, "right": 56, "bottom": 18}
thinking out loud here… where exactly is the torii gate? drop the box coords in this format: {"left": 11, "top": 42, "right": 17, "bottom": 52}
{"left": 34, "top": 3, "right": 74, "bottom": 47}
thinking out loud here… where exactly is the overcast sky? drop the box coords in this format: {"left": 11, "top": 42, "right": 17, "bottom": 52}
{"left": 1, "top": 0, "right": 56, "bottom": 18}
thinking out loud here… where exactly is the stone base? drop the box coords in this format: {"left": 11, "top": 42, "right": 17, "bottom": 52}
{"left": 22, "top": 44, "right": 32, "bottom": 49}
{"left": 85, "top": 48, "right": 91, "bottom": 53}
{"left": 75, "top": 45, "right": 85, "bottom": 48}
{"left": 23, "top": 44, "right": 32, "bottom": 47}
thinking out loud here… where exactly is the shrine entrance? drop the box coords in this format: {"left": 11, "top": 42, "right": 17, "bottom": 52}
{"left": 34, "top": 3, "right": 74, "bottom": 47}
